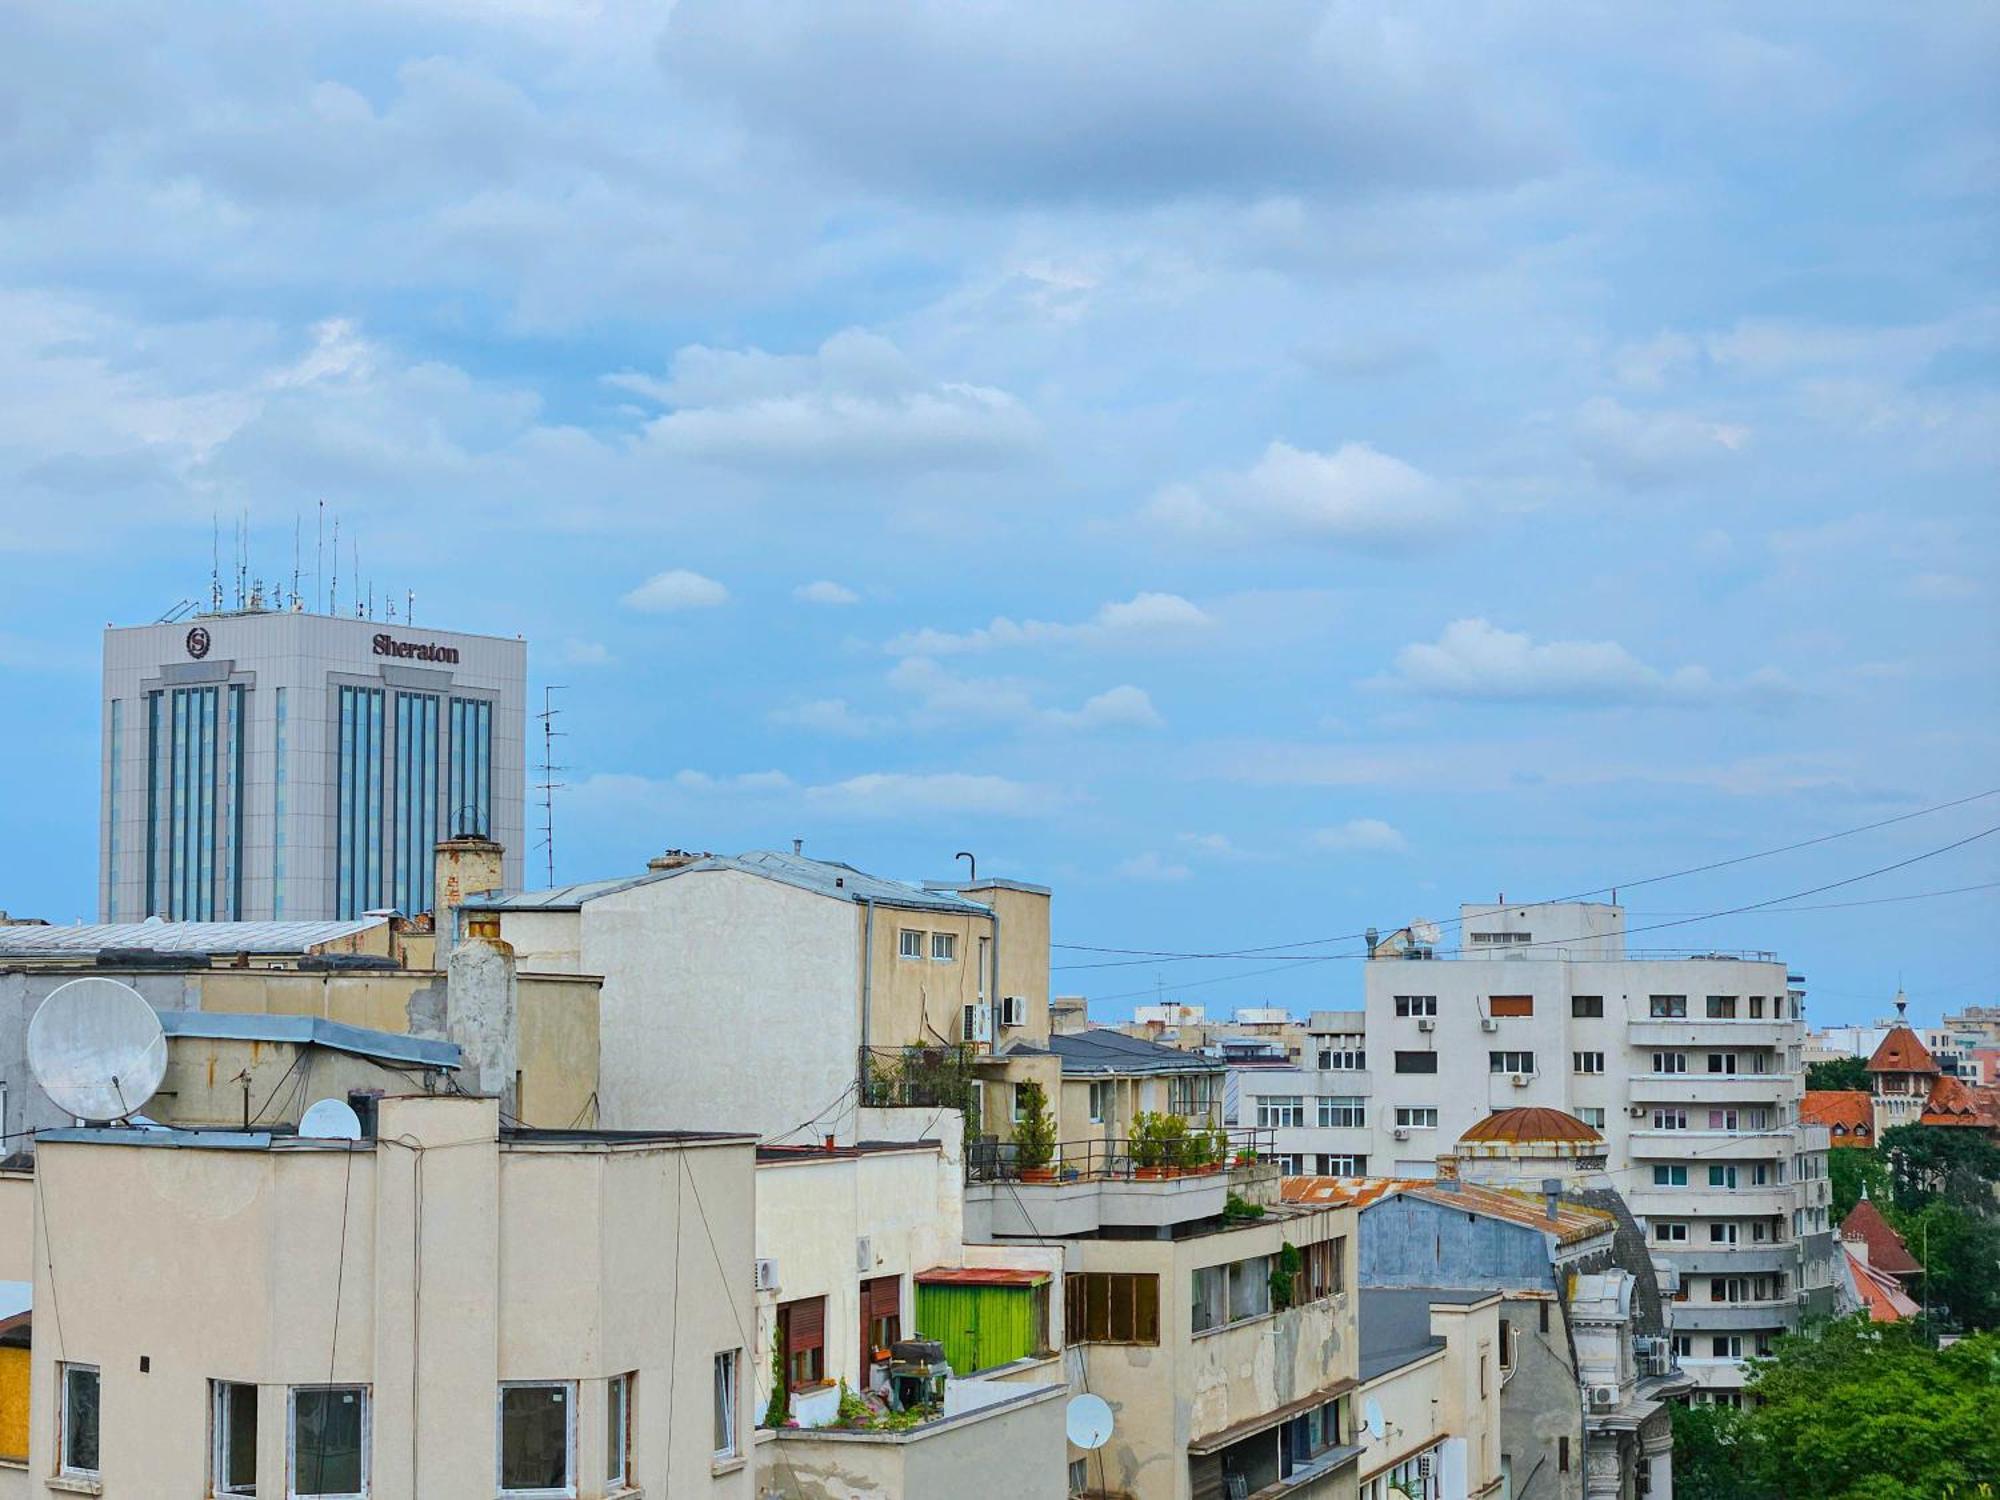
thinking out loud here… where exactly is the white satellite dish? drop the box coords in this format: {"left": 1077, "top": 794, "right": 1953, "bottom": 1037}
{"left": 1412, "top": 918, "right": 1442, "bottom": 948}
{"left": 1363, "top": 1397, "right": 1385, "bottom": 1442}
{"left": 299, "top": 1098, "right": 364, "bottom": 1141}
{"left": 27, "top": 977, "right": 168, "bottom": 1124}
{"left": 1065, "top": 1393, "right": 1114, "bottom": 1450}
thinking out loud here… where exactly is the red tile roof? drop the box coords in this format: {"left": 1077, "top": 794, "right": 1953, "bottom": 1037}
{"left": 1280, "top": 1176, "right": 1416, "bottom": 1209}
{"left": 1802, "top": 1090, "right": 1875, "bottom": 1144}
{"left": 1844, "top": 1243, "right": 1921, "bottom": 1323}
{"left": 1278, "top": 1176, "right": 1612, "bottom": 1246}
{"left": 1458, "top": 1106, "right": 1602, "bottom": 1145}
{"left": 1840, "top": 1197, "right": 1922, "bottom": 1276}
{"left": 1866, "top": 1026, "right": 1938, "bottom": 1075}
{"left": 1920, "top": 1074, "right": 2000, "bottom": 1129}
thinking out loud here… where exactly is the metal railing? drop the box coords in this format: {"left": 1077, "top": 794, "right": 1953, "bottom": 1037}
{"left": 859, "top": 1046, "right": 981, "bottom": 1136}
{"left": 967, "top": 1126, "right": 1274, "bottom": 1184}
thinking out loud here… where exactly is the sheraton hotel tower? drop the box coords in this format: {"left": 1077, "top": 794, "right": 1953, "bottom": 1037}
{"left": 99, "top": 607, "right": 525, "bottom": 924}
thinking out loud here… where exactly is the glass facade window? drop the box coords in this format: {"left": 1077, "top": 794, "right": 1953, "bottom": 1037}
{"left": 393, "top": 691, "right": 440, "bottom": 916}
{"left": 273, "top": 687, "right": 288, "bottom": 918}
{"left": 449, "top": 696, "right": 494, "bottom": 838}
{"left": 337, "top": 685, "right": 386, "bottom": 919}
{"left": 225, "top": 683, "right": 247, "bottom": 918}
{"left": 171, "top": 685, "right": 220, "bottom": 919}
{"left": 106, "top": 699, "right": 123, "bottom": 919}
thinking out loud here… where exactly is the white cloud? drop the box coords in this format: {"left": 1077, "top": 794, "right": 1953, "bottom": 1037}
{"left": 621, "top": 568, "right": 729, "bottom": 612}
{"left": 1385, "top": 619, "right": 1719, "bottom": 705}
{"left": 888, "top": 657, "right": 1166, "bottom": 734}
{"left": 1145, "top": 441, "right": 1457, "bottom": 548}
{"left": 1574, "top": 397, "right": 1749, "bottom": 487}
{"left": 885, "top": 591, "right": 1213, "bottom": 656}
{"left": 614, "top": 330, "right": 1038, "bottom": 474}
{"left": 1313, "top": 818, "right": 1409, "bottom": 855}
{"left": 1905, "top": 572, "right": 1977, "bottom": 602}
{"left": 1046, "top": 685, "right": 1165, "bottom": 732}
{"left": 560, "top": 638, "right": 612, "bottom": 665}
{"left": 1117, "top": 851, "right": 1192, "bottom": 882}
{"left": 769, "top": 697, "right": 889, "bottom": 738}
{"left": 795, "top": 579, "right": 861, "bottom": 606}
{"left": 805, "top": 771, "right": 1057, "bottom": 818}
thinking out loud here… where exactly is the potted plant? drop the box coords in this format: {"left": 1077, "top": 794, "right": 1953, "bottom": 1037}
{"left": 1131, "top": 1112, "right": 1166, "bottom": 1178}
{"left": 1013, "top": 1081, "right": 1058, "bottom": 1182}
{"left": 1153, "top": 1112, "right": 1190, "bottom": 1177}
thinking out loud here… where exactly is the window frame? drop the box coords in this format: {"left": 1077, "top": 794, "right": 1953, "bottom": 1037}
{"left": 1255, "top": 1095, "right": 1305, "bottom": 1129}
{"left": 897, "top": 928, "right": 924, "bottom": 960}
{"left": 495, "top": 1380, "right": 578, "bottom": 1500}
{"left": 1088, "top": 1080, "right": 1114, "bottom": 1125}
{"left": 1570, "top": 995, "right": 1604, "bottom": 1018}
{"left": 1393, "top": 1107, "right": 1438, "bottom": 1129}
{"left": 1318, "top": 1096, "right": 1365, "bottom": 1129}
{"left": 712, "top": 1351, "right": 738, "bottom": 1460}
{"left": 930, "top": 931, "right": 957, "bottom": 962}
{"left": 1064, "top": 1272, "right": 1160, "bottom": 1346}
{"left": 1392, "top": 1050, "right": 1438, "bottom": 1074}
{"left": 607, "top": 1371, "right": 633, "bottom": 1488}
{"left": 1572, "top": 1051, "right": 1604, "bottom": 1074}
{"left": 778, "top": 1296, "right": 829, "bottom": 1391}
{"left": 1487, "top": 1050, "right": 1536, "bottom": 1074}
{"left": 288, "top": 1383, "right": 371, "bottom": 1500}
{"left": 212, "top": 1378, "right": 258, "bottom": 1497}
{"left": 58, "top": 1361, "right": 100, "bottom": 1481}
{"left": 1488, "top": 994, "right": 1533, "bottom": 1018}
{"left": 1392, "top": 995, "right": 1438, "bottom": 1018}
{"left": 1649, "top": 995, "right": 1688, "bottom": 1018}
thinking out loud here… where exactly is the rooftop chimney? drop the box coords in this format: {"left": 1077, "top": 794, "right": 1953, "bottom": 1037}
{"left": 646, "top": 849, "right": 709, "bottom": 872}
{"left": 1542, "top": 1176, "right": 1562, "bottom": 1221}
{"left": 793, "top": 838, "right": 805, "bottom": 856}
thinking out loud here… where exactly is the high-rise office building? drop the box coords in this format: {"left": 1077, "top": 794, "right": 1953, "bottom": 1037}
{"left": 101, "top": 607, "right": 525, "bottom": 923}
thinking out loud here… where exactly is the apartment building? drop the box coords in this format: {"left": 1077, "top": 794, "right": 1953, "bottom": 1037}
{"left": 1354, "top": 1289, "right": 1503, "bottom": 1500}
{"left": 1225, "top": 1010, "right": 1372, "bottom": 1175}
{"left": 23, "top": 1094, "right": 756, "bottom": 1499}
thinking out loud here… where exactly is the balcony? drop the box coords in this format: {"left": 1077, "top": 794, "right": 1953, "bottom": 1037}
{"left": 1672, "top": 1300, "right": 1794, "bottom": 1332}
{"left": 1625, "top": 1130, "right": 1790, "bottom": 1162}
{"left": 1627, "top": 1185, "right": 1795, "bottom": 1217}
{"left": 1630, "top": 1020, "right": 1791, "bottom": 1048}
{"left": 1655, "top": 1245, "right": 1796, "bottom": 1277}
{"left": 963, "top": 1131, "right": 1272, "bottom": 1237}
{"left": 1626, "top": 1074, "right": 1791, "bottom": 1106}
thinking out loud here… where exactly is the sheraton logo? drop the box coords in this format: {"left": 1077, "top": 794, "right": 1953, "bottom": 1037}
{"left": 372, "top": 632, "right": 461, "bottom": 665}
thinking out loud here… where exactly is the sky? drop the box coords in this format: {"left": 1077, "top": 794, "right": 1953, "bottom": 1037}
{"left": 0, "top": 2, "right": 1994, "bottom": 1027}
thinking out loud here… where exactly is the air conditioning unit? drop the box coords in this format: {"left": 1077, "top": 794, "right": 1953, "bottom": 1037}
{"left": 1416, "top": 1454, "right": 1432, "bottom": 1480}
{"left": 856, "top": 1237, "right": 873, "bottom": 1272}
{"left": 1628, "top": 1105, "right": 1648, "bottom": 1118}
{"left": 1481, "top": 1018, "right": 1500, "bottom": 1033}
{"left": 1590, "top": 1384, "right": 1619, "bottom": 1410}
{"left": 1510, "top": 1072, "right": 1531, "bottom": 1088}
{"left": 1001, "top": 995, "right": 1028, "bottom": 1028}
{"left": 968, "top": 1002, "right": 993, "bottom": 1045}
{"left": 1417, "top": 1017, "right": 1436, "bottom": 1033}
{"left": 1393, "top": 1127, "right": 1412, "bottom": 1141}
{"left": 753, "top": 1258, "right": 780, "bottom": 1293}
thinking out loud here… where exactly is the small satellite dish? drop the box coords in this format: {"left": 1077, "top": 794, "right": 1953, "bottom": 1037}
{"left": 1065, "top": 1393, "right": 1114, "bottom": 1450}
{"left": 1363, "top": 1398, "right": 1385, "bottom": 1442}
{"left": 27, "top": 977, "right": 167, "bottom": 1124}
{"left": 1412, "top": 918, "right": 1442, "bottom": 948}
{"left": 299, "top": 1098, "right": 364, "bottom": 1141}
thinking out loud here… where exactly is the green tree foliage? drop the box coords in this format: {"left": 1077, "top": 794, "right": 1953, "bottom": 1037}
{"left": 1807, "top": 1055, "right": 1872, "bottom": 1091}
{"left": 1676, "top": 1318, "right": 2000, "bottom": 1499}
{"left": 1879, "top": 1122, "right": 2000, "bottom": 1211}
{"left": 1830, "top": 1147, "right": 1892, "bottom": 1224}
{"left": 1011, "top": 1080, "right": 1057, "bottom": 1170}
{"left": 1893, "top": 1200, "right": 2000, "bottom": 1331}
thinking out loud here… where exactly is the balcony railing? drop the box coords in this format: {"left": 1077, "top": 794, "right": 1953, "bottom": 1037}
{"left": 967, "top": 1127, "right": 1275, "bottom": 1184}
{"left": 860, "top": 1045, "right": 982, "bottom": 1134}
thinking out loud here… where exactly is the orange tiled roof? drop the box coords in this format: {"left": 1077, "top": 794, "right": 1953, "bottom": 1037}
{"left": 1920, "top": 1073, "right": 2000, "bottom": 1129}
{"left": 1802, "top": 1091, "right": 1875, "bottom": 1144}
{"left": 1840, "top": 1197, "right": 1922, "bottom": 1276}
{"left": 1866, "top": 1026, "right": 1938, "bottom": 1075}
{"left": 1278, "top": 1175, "right": 1613, "bottom": 1246}
{"left": 1845, "top": 1243, "right": 1920, "bottom": 1323}
{"left": 1459, "top": 1106, "right": 1602, "bottom": 1145}
{"left": 1280, "top": 1176, "right": 1418, "bottom": 1209}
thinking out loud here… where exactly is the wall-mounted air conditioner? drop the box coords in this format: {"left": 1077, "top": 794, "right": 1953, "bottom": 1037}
{"left": 1628, "top": 1105, "right": 1648, "bottom": 1118}
{"left": 1001, "top": 995, "right": 1028, "bottom": 1028}
{"left": 856, "top": 1237, "right": 873, "bottom": 1272}
{"left": 1590, "top": 1384, "right": 1619, "bottom": 1410}
{"left": 1417, "top": 1017, "right": 1436, "bottom": 1033}
{"left": 1510, "top": 1072, "right": 1531, "bottom": 1088}
{"left": 1480, "top": 1018, "right": 1500, "bottom": 1033}
{"left": 754, "top": 1258, "right": 780, "bottom": 1293}
{"left": 969, "top": 1002, "right": 993, "bottom": 1045}
{"left": 1393, "top": 1127, "right": 1412, "bottom": 1141}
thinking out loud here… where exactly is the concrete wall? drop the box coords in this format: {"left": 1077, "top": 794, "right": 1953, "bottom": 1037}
{"left": 1358, "top": 1298, "right": 1504, "bottom": 1500}
{"left": 770, "top": 1381, "right": 1068, "bottom": 1500}
{"left": 0, "top": 1176, "right": 27, "bottom": 1284}
{"left": 864, "top": 902, "right": 994, "bottom": 1051}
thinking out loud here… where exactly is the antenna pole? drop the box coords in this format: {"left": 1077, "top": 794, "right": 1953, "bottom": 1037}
{"left": 330, "top": 516, "right": 338, "bottom": 615}
{"left": 535, "top": 686, "right": 568, "bottom": 889}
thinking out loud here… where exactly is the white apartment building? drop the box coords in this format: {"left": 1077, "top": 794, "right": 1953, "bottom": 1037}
{"left": 1234, "top": 902, "right": 1836, "bottom": 1400}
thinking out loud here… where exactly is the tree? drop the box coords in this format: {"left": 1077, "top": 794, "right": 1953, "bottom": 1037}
{"left": 1808, "top": 1056, "right": 1872, "bottom": 1091}
{"left": 1830, "top": 1147, "right": 1892, "bottom": 1224}
{"left": 1671, "top": 1402, "right": 1767, "bottom": 1500}
{"left": 1879, "top": 1122, "right": 2000, "bottom": 1212}
{"left": 1889, "top": 1200, "right": 2000, "bottom": 1331}
{"left": 1011, "top": 1081, "right": 1057, "bottom": 1172}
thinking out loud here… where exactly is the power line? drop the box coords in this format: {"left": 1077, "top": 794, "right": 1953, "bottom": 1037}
{"left": 1052, "top": 787, "right": 2000, "bottom": 971}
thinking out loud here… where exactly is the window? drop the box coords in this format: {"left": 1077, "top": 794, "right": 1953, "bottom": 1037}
{"left": 1394, "top": 1107, "right": 1438, "bottom": 1129}
{"left": 1256, "top": 1095, "right": 1304, "bottom": 1129}
{"left": 291, "top": 1385, "right": 368, "bottom": 1498}
{"left": 1672, "top": 1335, "right": 1693, "bottom": 1359}
{"left": 1652, "top": 1051, "right": 1687, "bottom": 1074}
{"left": 1709, "top": 1165, "right": 1738, "bottom": 1189}
{"left": 1393, "top": 995, "right": 1437, "bottom": 1017}
{"left": 1709, "top": 1109, "right": 1740, "bottom": 1131}
{"left": 448, "top": 694, "right": 494, "bottom": 839}
{"left": 1654, "top": 1222, "right": 1688, "bottom": 1243}
{"left": 1469, "top": 931, "right": 1532, "bottom": 945}
{"left": 1318, "top": 1096, "right": 1366, "bottom": 1129}
{"left": 779, "top": 1297, "right": 828, "bottom": 1389}
{"left": 1489, "top": 994, "right": 1533, "bottom": 1018}
{"left": 1707, "top": 1053, "right": 1738, "bottom": 1074}
{"left": 931, "top": 931, "right": 956, "bottom": 962}
{"left": 59, "top": 1363, "right": 99, "bottom": 1479}
{"left": 1013, "top": 1083, "right": 1031, "bottom": 1123}
{"left": 1315, "top": 1153, "right": 1369, "bottom": 1175}
{"left": 1653, "top": 1109, "right": 1688, "bottom": 1130}
{"left": 1706, "top": 996, "right": 1738, "bottom": 1019}
{"left": 1089, "top": 1081, "right": 1114, "bottom": 1125}
{"left": 213, "top": 1380, "right": 257, "bottom": 1496}
{"left": 1712, "top": 1336, "right": 1743, "bottom": 1359}
{"left": 1301, "top": 1236, "right": 1345, "bottom": 1299}
{"left": 1649, "top": 995, "right": 1687, "bottom": 1018}
{"left": 1192, "top": 1254, "right": 1275, "bottom": 1333}
{"left": 608, "top": 1372, "right": 634, "bottom": 1486}
{"left": 898, "top": 929, "right": 924, "bottom": 960}
{"left": 1576, "top": 1107, "right": 1607, "bottom": 1129}
{"left": 1393, "top": 1051, "right": 1437, "bottom": 1074}
{"left": 1273, "top": 1152, "right": 1304, "bottom": 1175}
{"left": 711, "top": 1353, "right": 736, "bottom": 1460}
{"left": 1749, "top": 997, "right": 1766, "bottom": 1019}
{"left": 1070, "top": 1458, "right": 1089, "bottom": 1494}
{"left": 1498, "top": 1317, "right": 1513, "bottom": 1371}
{"left": 1571, "top": 995, "right": 1604, "bottom": 1018}
{"left": 1573, "top": 1051, "right": 1604, "bottom": 1074}
{"left": 1560, "top": 1437, "right": 1570, "bottom": 1473}
{"left": 498, "top": 1382, "right": 574, "bottom": 1497}
{"left": 1319, "top": 1038, "right": 1366, "bottom": 1070}
{"left": 1653, "top": 1165, "right": 1687, "bottom": 1186}
{"left": 1488, "top": 1051, "right": 1535, "bottom": 1074}
{"left": 1065, "top": 1273, "right": 1160, "bottom": 1345}
{"left": 1168, "top": 1075, "right": 1216, "bottom": 1117}
{"left": 1710, "top": 1223, "right": 1739, "bottom": 1245}
{"left": 862, "top": 1275, "right": 901, "bottom": 1361}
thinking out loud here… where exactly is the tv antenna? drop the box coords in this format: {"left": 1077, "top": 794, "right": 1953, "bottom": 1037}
{"left": 27, "top": 977, "right": 169, "bottom": 1124}
{"left": 535, "top": 685, "right": 568, "bottom": 889}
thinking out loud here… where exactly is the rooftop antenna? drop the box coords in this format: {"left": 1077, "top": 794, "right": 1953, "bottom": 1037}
{"left": 535, "top": 685, "right": 568, "bottom": 888}
{"left": 330, "top": 514, "right": 339, "bottom": 615}
{"left": 210, "top": 514, "right": 223, "bottom": 613}
{"left": 317, "top": 501, "right": 325, "bottom": 615}
{"left": 406, "top": 588, "right": 414, "bottom": 627}
{"left": 292, "top": 515, "right": 302, "bottom": 609}
{"left": 956, "top": 850, "right": 976, "bottom": 884}
{"left": 26, "top": 976, "right": 168, "bottom": 1124}
{"left": 353, "top": 541, "right": 362, "bottom": 617}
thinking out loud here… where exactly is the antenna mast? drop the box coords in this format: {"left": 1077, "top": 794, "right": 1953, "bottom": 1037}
{"left": 534, "top": 686, "right": 568, "bottom": 889}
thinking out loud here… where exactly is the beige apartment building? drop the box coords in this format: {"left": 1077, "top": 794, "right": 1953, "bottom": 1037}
{"left": 24, "top": 1094, "right": 757, "bottom": 1499}
{"left": 1355, "top": 1289, "right": 1504, "bottom": 1500}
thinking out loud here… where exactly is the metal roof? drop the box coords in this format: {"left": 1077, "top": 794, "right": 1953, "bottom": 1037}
{"left": 463, "top": 849, "right": 997, "bottom": 916}
{"left": 1046, "top": 1029, "right": 1224, "bottom": 1076}
{"left": 157, "top": 1011, "right": 460, "bottom": 1070}
{"left": 1359, "top": 1287, "right": 1497, "bottom": 1382}
{"left": 0, "top": 917, "right": 385, "bottom": 957}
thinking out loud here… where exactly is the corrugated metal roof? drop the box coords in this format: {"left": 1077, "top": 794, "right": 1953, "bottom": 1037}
{"left": 463, "top": 849, "right": 996, "bottom": 915}
{"left": 0, "top": 917, "right": 385, "bottom": 957}
{"left": 157, "top": 1011, "right": 460, "bottom": 1070}
{"left": 1047, "top": 1029, "right": 1224, "bottom": 1076}
{"left": 914, "top": 1266, "right": 1050, "bottom": 1287}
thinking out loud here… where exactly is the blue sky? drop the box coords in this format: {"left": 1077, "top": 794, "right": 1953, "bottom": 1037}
{"left": 0, "top": 2, "right": 1994, "bottom": 1026}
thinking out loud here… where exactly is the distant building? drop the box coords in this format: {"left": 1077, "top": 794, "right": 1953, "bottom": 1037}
{"left": 1861, "top": 1003, "right": 2000, "bottom": 1140}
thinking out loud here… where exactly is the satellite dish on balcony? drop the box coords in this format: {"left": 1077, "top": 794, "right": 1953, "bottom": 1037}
{"left": 1065, "top": 1393, "right": 1114, "bottom": 1450}
{"left": 1363, "top": 1397, "right": 1385, "bottom": 1442}
{"left": 300, "top": 1098, "right": 364, "bottom": 1141}
{"left": 26, "top": 976, "right": 168, "bottom": 1124}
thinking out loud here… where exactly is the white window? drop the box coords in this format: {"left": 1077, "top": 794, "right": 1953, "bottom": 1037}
{"left": 1653, "top": 1165, "right": 1687, "bottom": 1186}
{"left": 290, "top": 1385, "right": 369, "bottom": 1499}
{"left": 1710, "top": 1223, "right": 1739, "bottom": 1245}
{"left": 1649, "top": 995, "right": 1687, "bottom": 1018}
{"left": 1711, "top": 1335, "right": 1743, "bottom": 1360}
{"left": 607, "top": 1372, "right": 633, "bottom": 1487}
{"left": 1488, "top": 1050, "right": 1535, "bottom": 1074}
{"left": 1070, "top": 1458, "right": 1090, "bottom": 1493}
{"left": 1654, "top": 1222, "right": 1688, "bottom": 1243}
{"left": 1319, "top": 1038, "right": 1366, "bottom": 1070}
{"left": 1318, "top": 1096, "right": 1365, "bottom": 1129}
{"left": 1256, "top": 1095, "right": 1304, "bottom": 1129}
{"left": 497, "top": 1381, "right": 576, "bottom": 1497}
{"left": 898, "top": 928, "right": 924, "bottom": 960}
{"left": 1573, "top": 1051, "right": 1604, "bottom": 1074}
{"left": 1318, "top": 1153, "right": 1368, "bottom": 1174}
{"left": 1576, "top": 1107, "right": 1607, "bottom": 1129}
{"left": 1653, "top": 1051, "right": 1687, "bottom": 1073}
{"left": 213, "top": 1380, "right": 257, "bottom": 1496}
{"left": 712, "top": 1352, "right": 738, "bottom": 1459}
{"left": 1393, "top": 995, "right": 1438, "bottom": 1018}
{"left": 1089, "top": 1081, "right": 1114, "bottom": 1125}
{"left": 1707, "top": 1053, "right": 1738, "bottom": 1074}
{"left": 1672, "top": 1335, "right": 1692, "bottom": 1359}
{"left": 1653, "top": 1109, "right": 1688, "bottom": 1131}
{"left": 931, "top": 931, "right": 957, "bottom": 962}
{"left": 1394, "top": 1107, "right": 1438, "bottom": 1129}
{"left": 59, "top": 1362, "right": 100, "bottom": 1479}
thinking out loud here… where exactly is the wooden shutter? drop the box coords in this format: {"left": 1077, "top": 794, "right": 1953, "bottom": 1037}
{"left": 867, "top": 1277, "right": 901, "bottom": 1321}
{"left": 1490, "top": 995, "right": 1534, "bottom": 1017}
{"left": 786, "top": 1296, "right": 825, "bottom": 1359}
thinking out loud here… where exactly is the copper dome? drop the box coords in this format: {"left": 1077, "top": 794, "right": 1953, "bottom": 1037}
{"left": 1458, "top": 1106, "right": 1603, "bottom": 1145}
